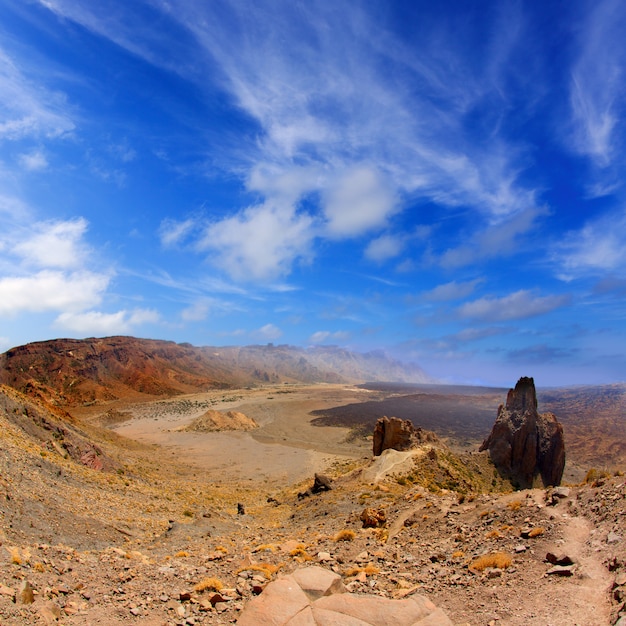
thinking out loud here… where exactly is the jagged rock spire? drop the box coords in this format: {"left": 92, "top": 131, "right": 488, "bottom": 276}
{"left": 480, "top": 377, "right": 565, "bottom": 489}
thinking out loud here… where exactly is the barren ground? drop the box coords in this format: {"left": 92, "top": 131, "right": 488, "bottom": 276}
{"left": 1, "top": 383, "right": 624, "bottom": 625}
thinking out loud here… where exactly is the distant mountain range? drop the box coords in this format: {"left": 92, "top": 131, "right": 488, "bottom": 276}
{"left": 0, "top": 336, "right": 433, "bottom": 406}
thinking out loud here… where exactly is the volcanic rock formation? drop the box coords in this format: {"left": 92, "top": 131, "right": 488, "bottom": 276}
{"left": 372, "top": 416, "right": 438, "bottom": 456}
{"left": 480, "top": 377, "right": 565, "bottom": 488}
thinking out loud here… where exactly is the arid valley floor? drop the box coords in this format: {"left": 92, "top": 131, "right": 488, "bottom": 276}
{"left": 1, "top": 380, "right": 625, "bottom": 625}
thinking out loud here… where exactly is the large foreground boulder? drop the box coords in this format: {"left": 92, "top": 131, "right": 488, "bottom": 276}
{"left": 372, "top": 416, "right": 438, "bottom": 456}
{"left": 480, "top": 377, "right": 565, "bottom": 489}
{"left": 237, "top": 565, "right": 453, "bottom": 625}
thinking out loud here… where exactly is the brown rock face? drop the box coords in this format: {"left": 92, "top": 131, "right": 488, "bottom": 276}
{"left": 480, "top": 377, "right": 565, "bottom": 488}
{"left": 372, "top": 416, "right": 438, "bottom": 456}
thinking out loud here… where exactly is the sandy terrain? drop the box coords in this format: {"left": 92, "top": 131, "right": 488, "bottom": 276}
{"left": 110, "top": 384, "right": 373, "bottom": 486}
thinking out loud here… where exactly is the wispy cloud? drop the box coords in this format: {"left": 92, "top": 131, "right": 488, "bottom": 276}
{"left": 458, "top": 290, "right": 570, "bottom": 322}
{"left": 555, "top": 208, "right": 626, "bottom": 279}
{"left": 35, "top": 1, "right": 546, "bottom": 280}
{"left": 439, "top": 206, "right": 548, "bottom": 269}
{"left": 18, "top": 149, "right": 48, "bottom": 171}
{"left": 423, "top": 279, "right": 482, "bottom": 302}
{"left": 309, "top": 330, "right": 350, "bottom": 344}
{"left": 0, "top": 46, "right": 74, "bottom": 140}
{"left": 252, "top": 323, "right": 282, "bottom": 341}
{"left": 568, "top": 0, "right": 626, "bottom": 169}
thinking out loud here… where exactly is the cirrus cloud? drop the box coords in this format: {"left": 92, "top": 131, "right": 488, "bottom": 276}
{"left": 458, "top": 290, "right": 570, "bottom": 322}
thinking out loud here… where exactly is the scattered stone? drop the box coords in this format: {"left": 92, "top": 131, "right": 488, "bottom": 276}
{"left": 18, "top": 580, "right": 35, "bottom": 604}
{"left": 38, "top": 601, "right": 62, "bottom": 625}
{"left": 312, "top": 473, "right": 332, "bottom": 494}
{"left": 546, "top": 553, "right": 574, "bottom": 566}
{"left": 237, "top": 502, "right": 246, "bottom": 515}
{"left": 546, "top": 564, "right": 576, "bottom": 577}
{"left": 360, "top": 507, "right": 387, "bottom": 528}
{"left": 608, "top": 531, "right": 622, "bottom": 544}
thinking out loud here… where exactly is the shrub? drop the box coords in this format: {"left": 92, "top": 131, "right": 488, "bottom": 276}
{"left": 236, "top": 562, "right": 283, "bottom": 578}
{"left": 343, "top": 563, "right": 380, "bottom": 577}
{"left": 334, "top": 529, "right": 356, "bottom": 542}
{"left": 289, "top": 545, "right": 313, "bottom": 561}
{"left": 507, "top": 500, "right": 522, "bottom": 511}
{"left": 194, "top": 577, "right": 223, "bottom": 593}
{"left": 469, "top": 552, "right": 513, "bottom": 571}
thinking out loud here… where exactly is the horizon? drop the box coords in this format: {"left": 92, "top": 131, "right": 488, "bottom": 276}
{"left": 1, "top": 1, "right": 626, "bottom": 387}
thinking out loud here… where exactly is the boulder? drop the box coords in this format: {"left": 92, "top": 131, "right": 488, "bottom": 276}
{"left": 372, "top": 416, "right": 438, "bottom": 457}
{"left": 237, "top": 565, "right": 453, "bottom": 625}
{"left": 480, "top": 377, "right": 565, "bottom": 489}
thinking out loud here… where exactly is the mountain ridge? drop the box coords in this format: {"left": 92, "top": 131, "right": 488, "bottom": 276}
{"left": 0, "top": 335, "right": 433, "bottom": 407}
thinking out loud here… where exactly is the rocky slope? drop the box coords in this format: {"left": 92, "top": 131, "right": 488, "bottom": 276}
{"left": 0, "top": 337, "right": 432, "bottom": 407}
{"left": 1, "top": 384, "right": 624, "bottom": 625}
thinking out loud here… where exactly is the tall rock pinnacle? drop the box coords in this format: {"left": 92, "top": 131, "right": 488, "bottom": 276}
{"left": 480, "top": 377, "right": 566, "bottom": 489}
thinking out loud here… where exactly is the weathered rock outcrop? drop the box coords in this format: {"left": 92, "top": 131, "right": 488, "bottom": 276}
{"left": 480, "top": 377, "right": 565, "bottom": 488}
{"left": 372, "top": 416, "right": 438, "bottom": 456}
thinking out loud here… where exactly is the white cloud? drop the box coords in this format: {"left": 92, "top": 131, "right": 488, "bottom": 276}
{"left": 423, "top": 279, "right": 482, "bottom": 302}
{"left": 458, "top": 290, "right": 570, "bottom": 322}
{"left": 200, "top": 201, "right": 314, "bottom": 281}
{"left": 365, "top": 234, "right": 405, "bottom": 262}
{"left": 0, "top": 194, "right": 30, "bottom": 219}
{"left": 252, "top": 323, "right": 282, "bottom": 341}
{"left": 18, "top": 149, "right": 48, "bottom": 171}
{"left": 323, "top": 167, "right": 398, "bottom": 238}
{"left": 309, "top": 330, "right": 350, "bottom": 344}
{"left": 181, "top": 300, "right": 210, "bottom": 322}
{"left": 0, "top": 47, "right": 74, "bottom": 140}
{"left": 35, "top": 1, "right": 548, "bottom": 280}
{"left": 439, "top": 207, "right": 548, "bottom": 269}
{"left": 0, "top": 270, "right": 109, "bottom": 316}
{"left": 159, "top": 217, "right": 198, "bottom": 248}
{"left": 555, "top": 209, "right": 626, "bottom": 279}
{"left": 55, "top": 308, "right": 159, "bottom": 335}
{"left": 568, "top": 0, "right": 626, "bottom": 167}
{"left": 12, "top": 218, "right": 89, "bottom": 269}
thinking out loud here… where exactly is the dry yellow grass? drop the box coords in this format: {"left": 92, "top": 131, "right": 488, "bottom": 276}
{"left": 253, "top": 543, "right": 278, "bottom": 553}
{"left": 343, "top": 563, "right": 380, "bottom": 577}
{"left": 194, "top": 577, "right": 223, "bottom": 593}
{"left": 507, "top": 500, "right": 523, "bottom": 511}
{"left": 235, "top": 562, "right": 284, "bottom": 579}
{"left": 9, "top": 547, "right": 22, "bottom": 565}
{"left": 485, "top": 529, "right": 502, "bottom": 539}
{"left": 334, "top": 529, "right": 356, "bottom": 542}
{"left": 451, "top": 550, "right": 465, "bottom": 559}
{"left": 468, "top": 552, "right": 513, "bottom": 571}
{"left": 175, "top": 550, "right": 189, "bottom": 558}
{"left": 289, "top": 544, "right": 313, "bottom": 561}
{"left": 528, "top": 527, "right": 545, "bottom": 537}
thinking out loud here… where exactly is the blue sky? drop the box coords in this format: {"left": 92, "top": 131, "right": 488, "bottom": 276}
{"left": 1, "top": 0, "right": 625, "bottom": 386}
